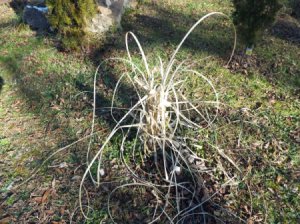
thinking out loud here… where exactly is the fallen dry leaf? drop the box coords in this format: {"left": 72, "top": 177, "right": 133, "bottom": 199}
{"left": 42, "top": 189, "right": 51, "bottom": 204}
{"left": 0, "top": 216, "right": 11, "bottom": 224}
{"left": 52, "top": 178, "right": 56, "bottom": 189}
{"left": 277, "top": 175, "right": 283, "bottom": 184}
{"left": 60, "top": 207, "right": 65, "bottom": 216}
{"left": 32, "top": 196, "right": 43, "bottom": 204}
{"left": 45, "top": 210, "right": 55, "bottom": 215}
{"left": 35, "top": 69, "right": 44, "bottom": 76}
{"left": 247, "top": 218, "right": 254, "bottom": 224}
{"left": 51, "top": 221, "right": 64, "bottom": 224}
{"left": 51, "top": 105, "right": 61, "bottom": 111}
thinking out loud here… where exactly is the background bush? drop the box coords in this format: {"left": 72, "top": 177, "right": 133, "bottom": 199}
{"left": 46, "top": 0, "right": 97, "bottom": 50}
{"left": 232, "top": 0, "right": 282, "bottom": 48}
{"left": 291, "top": 0, "right": 300, "bottom": 19}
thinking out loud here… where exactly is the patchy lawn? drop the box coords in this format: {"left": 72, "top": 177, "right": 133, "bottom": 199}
{"left": 0, "top": 0, "right": 299, "bottom": 223}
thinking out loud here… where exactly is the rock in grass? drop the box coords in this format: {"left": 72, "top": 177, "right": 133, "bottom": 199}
{"left": 87, "top": 0, "right": 136, "bottom": 34}
{"left": 23, "top": 5, "right": 50, "bottom": 31}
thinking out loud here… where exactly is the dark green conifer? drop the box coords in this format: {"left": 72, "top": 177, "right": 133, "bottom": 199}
{"left": 232, "top": 0, "right": 282, "bottom": 53}
{"left": 291, "top": 0, "right": 300, "bottom": 19}
{"left": 46, "top": 0, "right": 97, "bottom": 50}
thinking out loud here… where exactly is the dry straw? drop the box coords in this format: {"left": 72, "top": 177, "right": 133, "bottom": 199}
{"left": 80, "top": 12, "right": 239, "bottom": 223}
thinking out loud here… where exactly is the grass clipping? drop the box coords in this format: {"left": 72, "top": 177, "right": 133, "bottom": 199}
{"left": 80, "top": 12, "right": 239, "bottom": 223}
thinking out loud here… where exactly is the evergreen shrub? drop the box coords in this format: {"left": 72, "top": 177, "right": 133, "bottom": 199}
{"left": 291, "top": 0, "right": 300, "bottom": 19}
{"left": 232, "top": 0, "right": 282, "bottom": 49}
{"left": 46, "top": 0, "right": 97, "bottom": 50}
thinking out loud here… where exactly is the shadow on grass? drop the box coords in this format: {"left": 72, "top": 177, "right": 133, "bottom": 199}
{"left": 74, "top": 75, "right": 137, "bottom": 129}
{"left": 0, "top": 76, "right": 4, "bottom": 93}
{"left": 272, "top": 14, "right": 300, "bottom": 46}
{"left": 0, "top": 17, "right": 83, "bottom": 157}
{"left": 0, "top": 15, "right": 89, "bottom": 223}
{"left": 259, "top": 14, "right": 300, "bottom": 89}
{"left": 88, "top": 1, "right": 237, "bottom": 68}
{"left": 122, "top": 2, "right": 235, "bottom": 61}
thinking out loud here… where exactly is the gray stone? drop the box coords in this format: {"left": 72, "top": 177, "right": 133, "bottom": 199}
{"left": 87, "top": 0, "right": 136, "bottom": 34}
{"left": 23, "top": 5, "right": 49, "bottom": 31}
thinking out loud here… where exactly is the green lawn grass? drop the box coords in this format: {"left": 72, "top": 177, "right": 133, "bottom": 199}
{"left": 0, "top": 0, "right": 299, "bottom": 223}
